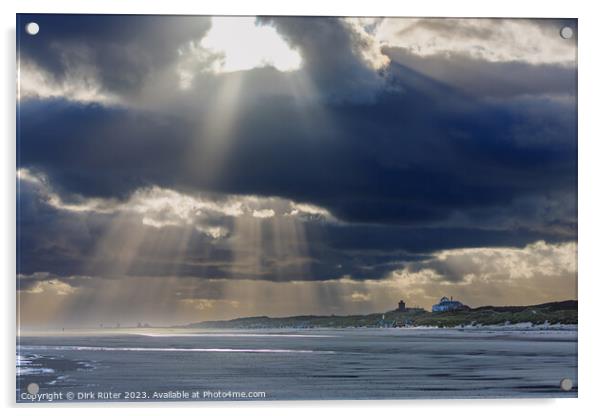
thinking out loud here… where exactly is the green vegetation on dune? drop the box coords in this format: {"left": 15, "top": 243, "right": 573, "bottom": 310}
{"left": 407, "top": 305, "right": 577, "bottom": 328}
{"left": 186, "top": 300, "right": 577, "bottom": 329}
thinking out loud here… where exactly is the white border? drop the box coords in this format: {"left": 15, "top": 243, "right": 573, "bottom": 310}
{"left": 3, "top": 0, "right": 601, "bottom": 415}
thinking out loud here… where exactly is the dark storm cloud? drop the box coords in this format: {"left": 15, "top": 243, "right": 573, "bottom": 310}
{"left": 17, "top": 174, "right": 573, "bottom": 283}
{"left": 18, "top": 14, "right": 212, "bottom": 95}
{"left": 17, "top": 177, "right": 99, "bottom": 273}
{"left": 19, "top": 60, "right": 576, "bottom": 226}
{"left": 17, "top": 16, "right": 577, "bottom": 283}
{"left": 18, "top": 99, "right": 195, "bottom": 199}
{"left": 384, "top": 46, "right": 577, "bottom": 99}
{"left": 17, "top": 176, "right": 232, "bottom": 278}
{"left": 258, "top": 16, "right": 387, "bottom": 103}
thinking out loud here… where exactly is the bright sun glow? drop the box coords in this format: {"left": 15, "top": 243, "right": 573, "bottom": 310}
{"left": 201, "top": 17, "right": 302, "bottom": 73}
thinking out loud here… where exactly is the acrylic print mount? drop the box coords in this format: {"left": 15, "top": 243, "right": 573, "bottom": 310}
{"left": 16, "top": 14, "right": 577, "bottom": 402}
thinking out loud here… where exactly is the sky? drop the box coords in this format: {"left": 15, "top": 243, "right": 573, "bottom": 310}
{"left": 16, "top": 15, "right": 577, "bottom": 327}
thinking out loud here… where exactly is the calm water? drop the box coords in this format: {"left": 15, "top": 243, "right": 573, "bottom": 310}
{"left": 16, "top": 328, "right": 577, "bottom": 402}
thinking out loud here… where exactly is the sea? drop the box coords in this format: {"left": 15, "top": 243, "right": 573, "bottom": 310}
{"left": 16, "top": 327, "right": 578, "bottom": 402}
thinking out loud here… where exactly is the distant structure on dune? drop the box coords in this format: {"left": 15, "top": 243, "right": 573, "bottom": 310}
{"left": 395, "top": 299, "right": 424, "bottom": 314}
{"left": 432, "top": 296, "right": 470, "bottom": 313}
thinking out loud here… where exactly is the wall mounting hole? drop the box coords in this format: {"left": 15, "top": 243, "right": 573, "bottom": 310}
{"left": 560, "top": 26, "right": 573, "bottom": 40}
{"left": 25, "top": 22, "right": 40, "bottom": 36}
{"left": 560, "top": 377, "right": 573, "bottom": 391}
{"left": 27, "top": 382, "right": 39, "bottom": 395}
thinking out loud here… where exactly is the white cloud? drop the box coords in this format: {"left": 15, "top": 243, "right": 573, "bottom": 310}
{"left": 252, "top": 209, "right": 275, "bottom": 218}
{"left": 288, "top": 202, "right": 330, "bottom": 216}
{"left": 178, "top": 298, "right": 240, "bottom": 311}
{"left": 374, "top": 18, "right": 576, "bottom": 65}
{"left": 387, "top": 241, "right": 577, "bottom": 307}
{"left": 18, "top": 275, "right": 76, "bottom": 296}
{"left": 344, "top": 18, "right": 391, "bottom": 70}
{"left": 18, "top": 59, "right": 117, "bottom": 104}
{"left": 349, "top": 291, "right": 372, "bottom": 302}
{"left": 286, "top": 202, "right": 335, "bottom": 222}
{"left": 18, "top": 168, "right": 334, "bottom": 239}
{"left": 200, "top": 17, "right": 302, "bottom": 73}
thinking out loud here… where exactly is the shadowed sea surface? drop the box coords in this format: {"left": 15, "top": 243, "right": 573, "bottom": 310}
{"left": 17, "top": 328, "right": 577, "bottom": 402}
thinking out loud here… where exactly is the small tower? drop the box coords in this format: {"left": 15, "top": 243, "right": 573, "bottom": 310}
{"left": 397, "top": 299, "right": 406, "bottom": 312}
